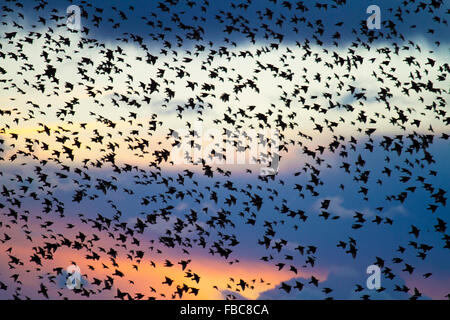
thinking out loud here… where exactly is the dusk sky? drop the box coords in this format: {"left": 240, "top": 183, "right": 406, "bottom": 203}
{"left": 0, "top": 0, "right": 449, "bottom": 300}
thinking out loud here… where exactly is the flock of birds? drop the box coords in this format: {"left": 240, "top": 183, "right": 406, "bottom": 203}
{"left": 0, "top": 0, "right": 449, "bottom": 300}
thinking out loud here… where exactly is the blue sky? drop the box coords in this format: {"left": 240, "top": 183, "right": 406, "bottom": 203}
{"left": 16, "top": 0, "right": 450, "bottom": 46}
{"left": 0, "top": 0, "right": 449, "bottom": 300}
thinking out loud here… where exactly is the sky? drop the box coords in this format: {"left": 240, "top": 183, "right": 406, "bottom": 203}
{"left": 0, "top": 0, "right": 449, "bottom": 300}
